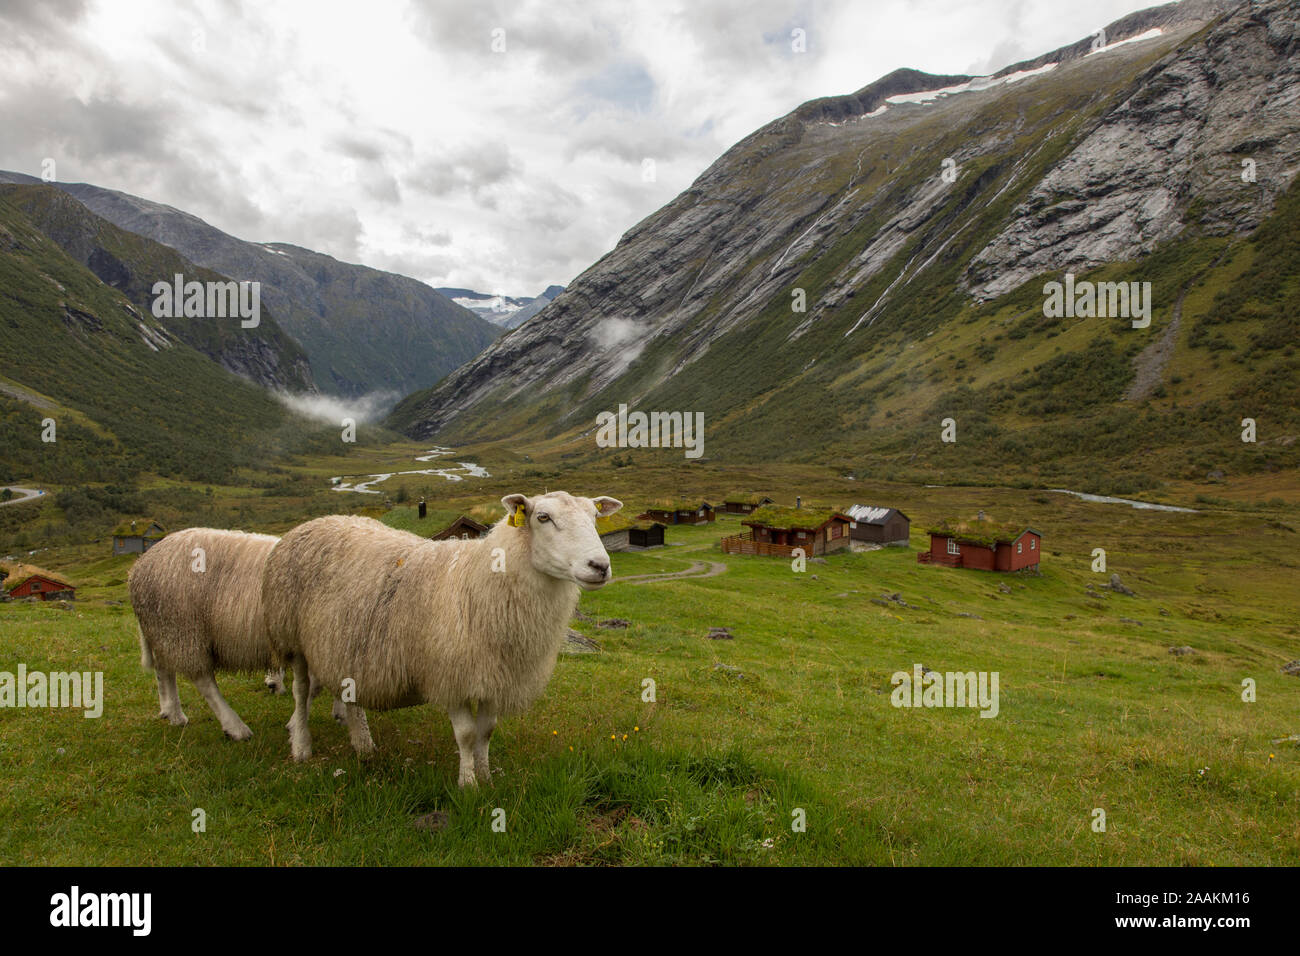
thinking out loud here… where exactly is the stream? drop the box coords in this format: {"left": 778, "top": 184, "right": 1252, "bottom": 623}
{"left": 330, "top": 447, "right": 489, "bottom": 495}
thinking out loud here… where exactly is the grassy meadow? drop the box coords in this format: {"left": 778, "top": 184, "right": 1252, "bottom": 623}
{"left": 2, "top": 443, "right": 1297, "bottom": 865}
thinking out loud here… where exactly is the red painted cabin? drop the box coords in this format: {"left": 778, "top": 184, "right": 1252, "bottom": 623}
{"left": 920, "top": 528, "right": 1041, "bottom": 572}
{"left": 6, "top": 573, "right": 76, "bottom": 601}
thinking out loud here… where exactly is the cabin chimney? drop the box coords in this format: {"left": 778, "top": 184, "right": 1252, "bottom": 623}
{"left": 977, "top": 510, "right": 986, "bottom": 521}
{"left": 418, "top": 499, "right": 427, "bottom": 519}
{"left": 796, "top": 496, "right": 802, "bottom": 509}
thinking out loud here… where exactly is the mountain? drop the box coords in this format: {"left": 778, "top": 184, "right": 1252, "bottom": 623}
{"left": 0, "top": 172, "right": 500, "bottom": 399}
{"left": 0, "top": 189, "right": 314, "bottom": 486}
{"left": 389, "top": 0, "right": 1300, "bottom": 488}
{"left": 436, "top": 285, "right": 565, "bottom": 329}
{"left": 0, "top": 183, "right": 315, "bottom": 393}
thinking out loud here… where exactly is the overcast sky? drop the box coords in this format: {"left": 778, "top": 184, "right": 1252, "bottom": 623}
{"left": 0, "top": 0, "right": 1157, "bottom": 295}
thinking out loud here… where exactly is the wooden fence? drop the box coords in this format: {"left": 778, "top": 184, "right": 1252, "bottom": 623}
{"left": 720, "top": 531, "right": 801, "bottom": 558}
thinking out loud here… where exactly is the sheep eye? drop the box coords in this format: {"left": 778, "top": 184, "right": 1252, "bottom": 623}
{"left": 536, "top": 513, "right": 550, "bottom": 523}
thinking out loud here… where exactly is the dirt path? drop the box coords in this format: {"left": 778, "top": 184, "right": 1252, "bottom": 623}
{"left": 613, "top": 559, "right": 728, "bottom": 584}
{"left": 0, "top": 486, "right": 44, "bottom": 508}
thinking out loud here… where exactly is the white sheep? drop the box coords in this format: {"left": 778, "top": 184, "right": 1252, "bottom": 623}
{"left": 263, "top": 491, "right": 621, "bottom": 785}
{"left": 130, "top": 527, "right": 341, "bottom": 739}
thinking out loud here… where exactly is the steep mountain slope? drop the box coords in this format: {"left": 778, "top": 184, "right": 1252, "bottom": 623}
{"left": 0, "top": 192, "right": 309, "bottom": 485}
{"left": 0, "top": 183, "right": 315, "bottom": 393}
{"left": 437, "top": 285, "right": 565, "bottom": 328}
{"left": 0, "top": 172, "right": 500, "bottom": 398}
{"left": 389, "top": 0, "right": 1299, "bottom": 489}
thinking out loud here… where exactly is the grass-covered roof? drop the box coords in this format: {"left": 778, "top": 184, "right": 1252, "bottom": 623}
{"left": 3, "top": 562, "right": 73, "bottom": 590}
{"left": 111, "top": 518, "right": 165, "bottom": 537}
{"left": 927, "top": 517, "right": 1033, "bottom": 548}
{"left": 596, "top": 513, "right": 635, "bottom": 535}
{"left": 642, "top": 498, "right": 711, "bottom": 511}
{"left": 745, "top": 505, "right": 845, "bottom": 529}
{"left": 597, "top": 513, "right": 662, "bottom": 535}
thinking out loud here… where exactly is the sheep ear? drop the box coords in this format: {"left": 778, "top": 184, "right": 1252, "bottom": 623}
{"left": 592, "top": 496, "right": 623, "bottom": 517}
{"left": 501, "top": 493, "right": 529, "bottom": 523}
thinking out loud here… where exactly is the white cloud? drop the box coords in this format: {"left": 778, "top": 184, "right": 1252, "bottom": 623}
{"left": 0, "top": 0, "right": 1158, "bottom": 294}
{"left": 276, "top": 389, "right": 399, "bottom": 424}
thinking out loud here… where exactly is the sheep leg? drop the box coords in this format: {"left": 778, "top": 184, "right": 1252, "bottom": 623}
{"left": 448, "top": 703, "right": 479, "bottom": 788}
{"left": 343, "top": 704, "right": 376, "bottom": 757}
{"left": 305, "top": 673, "right": 347, "bottom": 722}
{"left": 473, "top": 699, "right": 497, "bottom": 785}
{"left": 155, "top": 669, "right": 188, "bottom": 726}
{"left": 192, "top": 673, "right": 253, "bottom": 741}
{"left": 287, "top": 656, "right": 313, "bottom": 761}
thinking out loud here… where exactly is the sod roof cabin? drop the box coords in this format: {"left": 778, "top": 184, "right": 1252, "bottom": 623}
{"left": 429, "top": 515, "right": 489, "bottom": 540}
{"left": 721, "top": 494, "right": 774, "bottom": 515}
{"left": 636, "top": 499, "right": 715, "bottom": 525}
{"left": 3, "top": 563, "right": 75, "bottom": 601}
{"left": 597, "top": 513, "right": 665, "bottom": 551}
{"left": 844, "top": 505, "right": 910, "bottom": 547}
{"left": 722, "top": 504, "right": 854, "bottom": 557}
{"left": 111, "top": 519, "right": 166, "bottom": 555}
{"left": 918, "top": 517, "right": 1041, "bottom": 572}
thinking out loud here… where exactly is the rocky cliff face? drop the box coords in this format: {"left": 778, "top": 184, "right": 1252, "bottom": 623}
{"left": 0, "top": 173, "right": 501, "bottom": 399}
{"left": 967, "top": 0, "right": 1300, "bottom": 299}
{"left": 388, "top": 0, "right": 1298, "bottom": 465}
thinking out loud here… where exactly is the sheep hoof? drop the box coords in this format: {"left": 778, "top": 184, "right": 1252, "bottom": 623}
{"left": 164, "top": 713, "right": 189, "bottom": 727}
{"left": 224, "top": 723, "right": 254, "bottom": 741}
{"left": 292, "top": 747, "right": 312, "bottom": 762}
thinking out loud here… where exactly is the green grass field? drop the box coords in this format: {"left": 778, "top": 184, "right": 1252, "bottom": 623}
{"left": 2, "top": 462, "right": 1297, "bottom": 866}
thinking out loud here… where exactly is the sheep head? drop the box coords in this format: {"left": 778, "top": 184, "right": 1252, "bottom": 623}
{"left": 500, "top": 491, "right": 622, "bottom": 590}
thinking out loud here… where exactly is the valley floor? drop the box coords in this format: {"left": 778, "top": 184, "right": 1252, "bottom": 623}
{"left": 2, "top": 458, "right": 1297, "bottom": 865}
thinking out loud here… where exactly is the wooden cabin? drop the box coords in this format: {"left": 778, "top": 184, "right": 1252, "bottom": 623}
{"left": 722, "top": 495, "right": 774, "bottom": 515}
{"left": 918, "top": 519, "right": 1041, "bottom": 572}
{"left": 112, "top": 519, "right": 166, "bottom": 555}
{"left": 430, "top": 515, "right": 489, "bottom": 541}
{"left": 722, "top": 505, "right": 854, "bottom": 557}
{"left": 628, "top": 523, "right": 665, "bottom": 548}
{"left": 637, "top": 500, "right": 715, "bottom": 525}
{"left": 4, "top": 567, "right": 75, "bottom": 601}
{"left": 844, "top": 505, "right": 910, "bottom": 546}
{"left": 598, "top": 514, "right": 666, "bottom": 552}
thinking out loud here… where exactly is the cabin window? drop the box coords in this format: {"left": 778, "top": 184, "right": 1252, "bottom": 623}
{"left": 1030, "top": 538, "right": 1036, "bottom": 549}
{"left": 947, "top": 539, "right": 959, "bottom": 556}
{"left": 31, "top": 582, "right": 40, "bottom": 591}
{"left": 1017, "top": 542, "right": 1023, "bottom": 554}
{"left": 797, "top": 532, "right": 806, "bottom": 539}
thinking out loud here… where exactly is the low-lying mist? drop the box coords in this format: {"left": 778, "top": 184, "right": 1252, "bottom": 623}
{"left": 275, "top": 389, "right": 400, "bottom": 425}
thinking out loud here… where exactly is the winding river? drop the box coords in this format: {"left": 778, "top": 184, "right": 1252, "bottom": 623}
{"left": 330, "top": 447, "right": 489, "bottom": 495}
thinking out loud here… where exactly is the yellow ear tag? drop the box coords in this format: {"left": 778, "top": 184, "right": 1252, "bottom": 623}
{"left": 510, "top": 504, "right": 525, "bottom": 527}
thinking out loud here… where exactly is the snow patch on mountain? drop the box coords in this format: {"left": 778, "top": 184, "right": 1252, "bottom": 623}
{"left": 885, "top": 62, "right": 1058, "bottom": 106}
{"left": 1086, "top": 28, "right": 1164, "bottom": 57}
